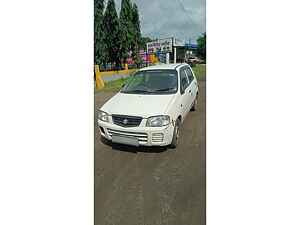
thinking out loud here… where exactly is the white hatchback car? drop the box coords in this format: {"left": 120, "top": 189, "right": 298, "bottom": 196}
{"left": 98, "top": 63, "right": 198, "bottom": 148}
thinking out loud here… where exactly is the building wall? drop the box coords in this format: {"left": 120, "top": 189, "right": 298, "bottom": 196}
{"left": 101, "top": 71, "right": 133, "bottom": 83}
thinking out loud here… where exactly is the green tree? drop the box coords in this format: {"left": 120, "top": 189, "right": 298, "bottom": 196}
{"left": 131, "top": 4, "right": 141, "bottom": 49}
{"left": 94, "top": 0, "right": 106, "bottom": 66}
{"left": 131, "top": 3, "right": 142, "bottom": 67}
{"left": 119, "top": 0, "right": 134, "bottom": 64}
{"left": 103, "top": 0, "right": 120, "bottom": 69}
{"left": 140, "top": 37, "right": 152, "bottom": 50}
{"left": 197, "top": 32, "right": 206, "bottom": 61}
{"left": 132, "top": 46, "right": 143, "bottom": 68}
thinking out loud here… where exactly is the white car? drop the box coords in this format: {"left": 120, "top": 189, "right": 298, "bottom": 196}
{"left": 98, "top": 63, "right": 198, "bottom": 148}
{"left": 188, "top": 57, "right": 203, "bottom": 63}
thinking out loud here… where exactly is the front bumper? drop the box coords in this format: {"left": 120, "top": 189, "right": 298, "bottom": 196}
{"left": 98, "top": 118, "right": 174, "bottom": 147}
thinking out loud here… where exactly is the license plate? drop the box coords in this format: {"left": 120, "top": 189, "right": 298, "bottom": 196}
{"left": 111, "top": 135, "right": 139, "bottom": 147}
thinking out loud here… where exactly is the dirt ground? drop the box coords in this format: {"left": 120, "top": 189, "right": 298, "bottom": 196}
{"left": 94, "top": 77, "right": 206, "bottom": 225}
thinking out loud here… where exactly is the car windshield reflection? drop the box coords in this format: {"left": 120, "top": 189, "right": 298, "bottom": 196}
{"left": 121, "top": 70, "right": 178, "bottom": 95}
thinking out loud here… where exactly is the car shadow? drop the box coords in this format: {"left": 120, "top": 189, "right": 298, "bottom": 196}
{"left": 100, "top": 136, "right": 168, "bottom": 153}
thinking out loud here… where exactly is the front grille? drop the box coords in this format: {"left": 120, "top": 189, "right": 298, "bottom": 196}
{"left": 112, "top": 114, "right": 143, "bottom": 127}
{"left": 152, "top": 133, "right": 164, "bottom": 142}
{"left": 107, "top": 128, "right": 148, "bottom": 143}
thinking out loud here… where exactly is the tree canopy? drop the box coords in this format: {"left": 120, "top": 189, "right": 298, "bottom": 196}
{"left": 131, "top": 3, "right": 142, "bottom": 66}
{"left": 197, "top": 32, "right": 206, "bottom": 61}
{"left": 131, "top": 3, "right": 141, "bottom": 49}
{"left": 103, "top": 0, "right": 120, "bottom": 68}
{"left": 140, "top": 37, "right": 152, "bottom": 50}
{"left": 94, "top": 0, "right": 145, "bottom": 70}
{"left": 94, "top": 0, "right": 105, "bottom": 65}
{"left": 119, "top": 0, "right": 133, "bottom": 62}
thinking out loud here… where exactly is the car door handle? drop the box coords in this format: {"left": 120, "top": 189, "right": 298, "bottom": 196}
{"left": 189, "top": 90, "right": 191, "bottom": 93}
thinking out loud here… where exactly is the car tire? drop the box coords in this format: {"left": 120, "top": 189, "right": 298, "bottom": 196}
{"left": 169, "top": 118, "right": 180, "bottom": 148}
{"left": 191, "top": 94, "right": 198, "bottom": 111}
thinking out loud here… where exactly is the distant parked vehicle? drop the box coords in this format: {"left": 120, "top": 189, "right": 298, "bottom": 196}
{"left": 188, "top": 57, "right": 203, "bottom": 63}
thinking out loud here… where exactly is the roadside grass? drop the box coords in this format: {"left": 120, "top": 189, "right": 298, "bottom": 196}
{"left": 94, "top": 77, "right": 130, "bottom": 92}
{"left": 94, "top": 64, "right": 206, "bottom": 92}
{"left": 192, "top": 64, "right": 206, "bottom": 77}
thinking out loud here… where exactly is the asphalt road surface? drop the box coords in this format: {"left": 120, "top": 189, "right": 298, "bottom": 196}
{"left": 94, "top": 77, "right": 206, "bottom": 225}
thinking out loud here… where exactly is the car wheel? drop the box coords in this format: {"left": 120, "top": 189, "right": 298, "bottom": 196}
{"left": 170, "top": 118, "right": 180, "bottom": 148}
{"left": 191, "top": 94, "right": 198, "bottom": 111}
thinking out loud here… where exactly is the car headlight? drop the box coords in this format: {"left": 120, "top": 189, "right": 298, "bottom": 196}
{"left": 146, "top": 115, "right": 170, "bottom": 127}
{"left": 98, "top": 111, "right": 109, "bottom": 122}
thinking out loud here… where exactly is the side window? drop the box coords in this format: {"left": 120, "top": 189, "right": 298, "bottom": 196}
{"left": 180, "top": 69, "right": 189, "bottom": 93}
{"left": 185, "top": 68, "right": 194, "bottom": 83}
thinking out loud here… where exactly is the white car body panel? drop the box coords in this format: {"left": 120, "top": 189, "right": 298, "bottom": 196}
{"left": 101, "top": 93, "right": 175, "bottom": 118}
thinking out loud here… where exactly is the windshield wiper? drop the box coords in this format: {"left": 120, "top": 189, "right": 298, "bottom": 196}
{"left": 153, "top": 88, "right": 175, "bottom": 93}
{"left": 124, "top": 89, "right": 150, "bottom": 93}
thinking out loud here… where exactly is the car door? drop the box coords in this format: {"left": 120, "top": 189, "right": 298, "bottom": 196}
{"left": 179, "top": 67, "right": 191, "bottom": 119}
{"left": 184, "top": 66, "right": 198, "bottom": 103}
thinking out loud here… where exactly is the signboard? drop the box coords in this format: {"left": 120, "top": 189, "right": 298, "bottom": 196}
{"left": 125, "top": 51, "right": 166, "bottom": 64}
{"left": 146, "top": 38, "right": 173, "bottom": 53}
{"left": 155, "top": 53, "right": 166, "bottom": 63}
{"left": 125, "top": 49, "right": 148, "bottom": 64}
{"left": 173, "top": 39, "right": 185, "bottom": 46}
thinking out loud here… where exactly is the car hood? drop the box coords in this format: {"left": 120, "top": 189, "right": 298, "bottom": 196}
{"left": 101, "top": 92, "right": 175, "bottom": 118}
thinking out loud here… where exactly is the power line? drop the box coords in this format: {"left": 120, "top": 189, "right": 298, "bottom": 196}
{"left": 176, "top": 0, "right": 199, "bottom": 31}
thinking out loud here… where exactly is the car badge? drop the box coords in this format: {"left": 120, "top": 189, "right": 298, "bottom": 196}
{"left": 123, "top": 119, "right": 128, "bottom": 125}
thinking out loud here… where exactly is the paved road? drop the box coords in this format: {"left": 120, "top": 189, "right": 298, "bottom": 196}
{"left": 94, "top": 78, "right": 206, "bottom": 225}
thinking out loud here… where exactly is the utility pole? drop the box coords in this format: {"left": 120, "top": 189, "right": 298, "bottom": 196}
{"left": 189, "top": 37, "right": 191, "bottom": 61}
{"left": 174, "top": 47, "right": 177, "bottom": 64}
{"left": 166, "top": 52, "right": 170, "bottom": 64}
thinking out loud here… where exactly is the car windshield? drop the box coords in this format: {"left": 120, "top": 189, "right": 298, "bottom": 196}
{"left": 121, "top": 69, "right": 178, "bottom": 94}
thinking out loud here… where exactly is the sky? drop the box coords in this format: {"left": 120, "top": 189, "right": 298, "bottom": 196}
{"left": 113, "top": 0, "right": 206, "bottom": 43}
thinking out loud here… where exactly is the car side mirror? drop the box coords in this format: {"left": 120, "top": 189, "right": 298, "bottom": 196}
{"left": 122, "top": 84, "right": 125, "bottom": 88}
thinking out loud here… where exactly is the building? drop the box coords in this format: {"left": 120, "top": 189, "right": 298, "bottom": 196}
{"left": 146, "top": 37, "right": 200, "bottom": 64}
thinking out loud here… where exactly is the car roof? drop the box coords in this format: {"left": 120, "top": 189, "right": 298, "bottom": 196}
{"left": 139, "top": 63, "right": 188, "bottom": 71}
